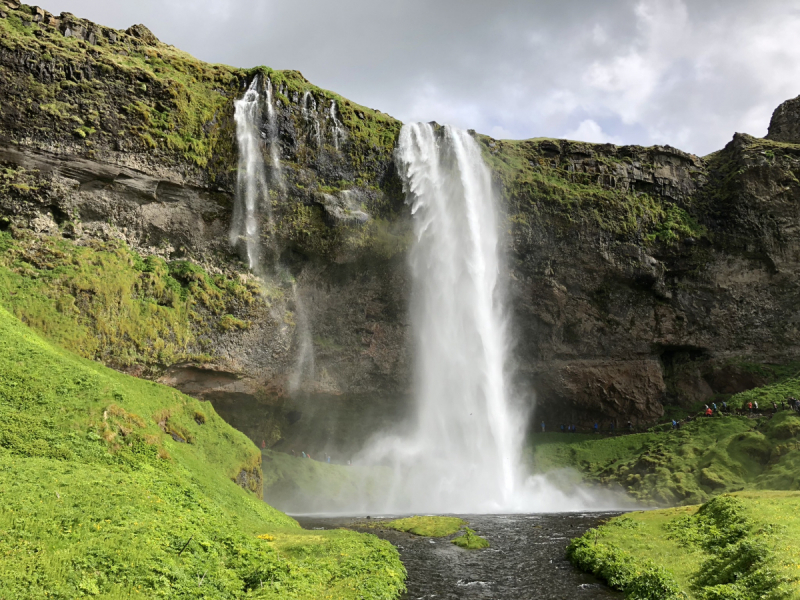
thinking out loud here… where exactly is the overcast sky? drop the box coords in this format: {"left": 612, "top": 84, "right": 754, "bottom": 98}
{"left": 34, "top": 0, "right": 800, "bottom": 155}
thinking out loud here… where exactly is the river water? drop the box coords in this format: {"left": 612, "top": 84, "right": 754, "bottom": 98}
{"left": 297, "top": 512, "right": 624, "bottom": 599}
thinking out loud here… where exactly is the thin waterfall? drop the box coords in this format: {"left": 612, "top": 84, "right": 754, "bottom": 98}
{"left": 265, "top": 78, "right": 285, "bottom": 194}
{"left": 328, "top": 100, "right": 345, "bottom": 150}
{"left": 230, "top": 77, "right": 269, "bottom": 272}
{"left": 302, "top": 91, "right": 322, "bottom": 148}
{"left": 288, "top": 282, "right": 316, "bottom": 395}
{"left": 360, "top": 123, "right": 522, "bottom": 513}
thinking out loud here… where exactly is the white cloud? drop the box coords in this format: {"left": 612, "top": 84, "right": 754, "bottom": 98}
{"left": 563, "top": 120, "right": 623, "bottom": 145}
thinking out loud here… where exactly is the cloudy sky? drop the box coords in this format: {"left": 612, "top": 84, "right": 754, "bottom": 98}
{"left": 35, "top": 0, "right": 800, "bottom": 155}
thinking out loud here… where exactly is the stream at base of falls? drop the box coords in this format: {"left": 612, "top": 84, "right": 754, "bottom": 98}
{"left": 296, "top": 513, "right": 625, "bottom": 599}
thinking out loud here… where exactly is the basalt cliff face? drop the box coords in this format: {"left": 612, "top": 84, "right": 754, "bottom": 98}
{"left": 1, "top": 2, "right": 799, "bottom": 450}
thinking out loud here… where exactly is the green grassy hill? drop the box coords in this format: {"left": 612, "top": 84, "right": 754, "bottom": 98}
{"left": 0, "top": 305, "right": 405, "bottom": 599}
{"left": 568, "top": 492, "right": 800, "bottom": 600}
{"left": 529, "top": 405, "right": 800, "bottom": 506}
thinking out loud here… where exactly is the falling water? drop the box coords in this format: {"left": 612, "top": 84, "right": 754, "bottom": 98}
{"left": 288, "top": 282, "right": 316, "bottom": 395}
{"left": 230, "top": 78, "right": 269, "bottom": 272}
{"left": 302, "top": 91, "right": 322, "bottom": 148}
{"left": 357, "top": 123, "right": 521, "bottom": 513}
{"left": 264, "top": 79, "right": 285, "bottom": 193}
{"left": 328, "top": 100, "right": 345, "bottom": 150}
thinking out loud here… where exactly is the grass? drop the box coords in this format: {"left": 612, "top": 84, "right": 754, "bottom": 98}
{"left": 568, "top": 492, "right": 800, "bottom": 599}
{"left": 451, "top": 528, "right": 490, "bottom": 549}
{"left": 385, "top": 516, "right": 465, "bottom": 538}
{"left": 528, "top": 410, "right": 800, "bottom": 506}
{"left": 0, "top": 304, "right": 406, "bottom": 598}
{"left": 477, "top": 135, "right": 707, "bottom": 243}
{"left": 0, "top": 229, "right": 262, "bottom": 371}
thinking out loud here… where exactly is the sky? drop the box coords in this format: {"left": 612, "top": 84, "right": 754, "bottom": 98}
{"left": 34, "top": 0, "right": 800, "bottom": 156}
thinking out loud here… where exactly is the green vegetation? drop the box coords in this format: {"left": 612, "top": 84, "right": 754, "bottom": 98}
{"left": 479, "top": 136, "right": 706, "bottom": 244}
{"left": 451, "top": 528, "right": 490, "bottom": 549}
{"left": 569, "top": 493, "right": 800, "bottom": 599}
{"left": 529, "top": 410, "right": 800, "bottom": 506}
{"left": 385, "top": 516, "right": 466, "bottom": 538}
{"left": 0, "top": 305, "right": 406, "bottom": 598}
{"left": 0, "top": 230, "right": 261, "bottom": 370}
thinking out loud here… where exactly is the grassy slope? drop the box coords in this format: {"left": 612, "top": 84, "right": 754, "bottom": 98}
{"left": 569, "top": 492, "right": 800, "bottom": 600}
{"left": 0, "top": 305, "right": 405, "bottom": 599}
{"left": 0, "top": 229, "right": 267, "bottom": 371}
{"left": 529, "top": 396, "right": 800, "bottom": 506}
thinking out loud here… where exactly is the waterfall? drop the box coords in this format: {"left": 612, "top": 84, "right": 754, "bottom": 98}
{"left": 328, "top": 100, "right": 345, "bottom": 150}
{"left": 302, "top": 91, "right": 322, "bottom": 148}
{"left": 230, "top": 78, "right": 269, "bottom": 272}
{"left": 287, "top": 282, "right": 316, "bottom": 395}
{"left": 265, "top": 79, "right": 285, "bottom": 193}
{"left": 360, "top": 123, "right": 522, "bottom": 513}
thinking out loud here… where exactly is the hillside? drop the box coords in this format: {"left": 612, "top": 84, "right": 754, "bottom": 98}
{"left": 568, "top": 492, "right": 800, "bottom": 599}
{"left": 0, "top": 304, "right": 405, "bottom": 598}
{"left": 529, "top": 380, "right": 800, "bottom": 505}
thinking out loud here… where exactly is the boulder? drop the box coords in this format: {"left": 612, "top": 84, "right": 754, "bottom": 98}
{"left": 765, "top": 94, "right": 800, "bottom": 144}
{"left": 125, "top": 24, "right": 159, "bottom": 45}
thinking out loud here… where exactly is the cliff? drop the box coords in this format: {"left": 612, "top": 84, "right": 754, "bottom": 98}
{"left": 1, "top": 1, "right": 800, "bottom": 450}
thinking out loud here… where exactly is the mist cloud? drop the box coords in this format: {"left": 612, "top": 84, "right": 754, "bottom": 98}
{"left": 34, "top": 0, "right": 800, "bottom": 155}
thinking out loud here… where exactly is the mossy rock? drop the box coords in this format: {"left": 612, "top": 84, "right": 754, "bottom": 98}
{"left": 451, "top": 528, "right": 490, "bottom": 550}
{"left": 386, "top": 516, "right": 465, "bottom": 537}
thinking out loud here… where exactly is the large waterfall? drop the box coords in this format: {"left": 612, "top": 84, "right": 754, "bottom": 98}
{"left": 361, "top": 123, "right": 523, "bottom": 513}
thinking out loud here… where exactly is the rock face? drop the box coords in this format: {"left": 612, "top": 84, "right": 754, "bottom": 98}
{"left": 1, "top": 3, "right": 800, "bottom": 448}
{"left": 766, "top": 95, "right": 800, "bottom": 144}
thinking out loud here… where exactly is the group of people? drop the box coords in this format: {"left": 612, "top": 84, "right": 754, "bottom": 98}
{"left": 289, "top": 449, "right": 337, "bottom": 464}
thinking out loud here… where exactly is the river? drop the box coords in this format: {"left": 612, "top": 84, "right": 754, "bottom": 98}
{"left": 297, "top": 512, "right": 624, "bottom": 599}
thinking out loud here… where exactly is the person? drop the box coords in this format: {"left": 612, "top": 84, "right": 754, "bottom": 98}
{"left": 291, "top": 449, "right": 296, "bottom": 457}
{"left": 627, "top": 420, "right": 633, "bottom": 432}
{"left": 712, "top": 402, "right": 718, "bottom": 413}
{"left": 541, "top": 421, "right": 546, "bottom": 433}
{"left": 261, "top": 440, "right": 266, "bottom": 449}
{"left": 560, "top": 424, "right": 565, "bottom": 433}
{"left": 748, "top": 402, "right": 753, "bottom": 414}
{"left": 705, "top": 407, "right": 713, "bottom": 417}
{"left": 301, "top": 451, "right": 306, "bottom": 458}
{"left": 672, "top": 419, "right": 677, "bottom": 430}
{"left": 780, "top": 399, "right": 785, "bottom": 411}
{"left": 594, "top": 422, "right": 599, "bottom": 434}
{"left": 754, "top": 401, "right": 759, "bottom": 413}
{"left": 327, "top": 455, "right": 331, "bottom": 464}
{"left": 722, "top": 401, "right": 728, "bottom": 413}
{"left": 773, "top": 401, "right": 778, "bottom": 412}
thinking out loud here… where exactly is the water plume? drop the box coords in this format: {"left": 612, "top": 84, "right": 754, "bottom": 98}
{"left": 356, "top": 123, "right": 620, "bottom": 514}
